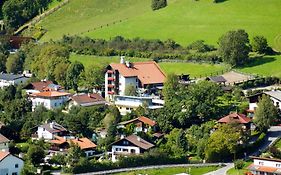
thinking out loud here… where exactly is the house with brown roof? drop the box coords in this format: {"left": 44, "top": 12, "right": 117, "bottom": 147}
{"left": 110, "top": 134, "right": 155, "bottom": 162}
{"left": 105, "top": 56, "right": 166, "bottom": 100}
{"left": 248, "top": 156, "right": 281, "bottom": 175}
{"left": 50, "top": 136, "right": 97, "bottom": 157}
{"left": 29, "top": 91, "right": 70, "bottom": 110}
{"left": 34, "top": 121, "right": 68, "bottom": 140}
{"left": 68, "top": 93, "right": 106, "bottom": 108}
{"left": 25, "top": 80, "right": 63, "bottom": 94}
{"left": 218, "top": 112, "right": 252, "bottom": 130}
{"left": 0, "top": 134, "right": 10, "bottom": 152}
{"left": 118, "top": 116, "right": 157, "bottom": 133}
{"left": 0, "top": 151, "right": 24, "bottom": 175}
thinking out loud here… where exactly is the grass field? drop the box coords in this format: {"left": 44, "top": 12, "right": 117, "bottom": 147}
{"left": 70, "top": 54, "right": 228, "bottom": 78}
{"left": 227, "top": 161, "right": 252, "bottom": 175}
{"left": 38, "top": 0, "right": 151, "bottom": 41}
{"left": 115, "top": 166, "right": 220, "bottom": 175}
{"left": 236, "top": 55, "right": 281, "bottom": 78}
{"left": 38, "top": 0, "right": 281, "bottom": 51}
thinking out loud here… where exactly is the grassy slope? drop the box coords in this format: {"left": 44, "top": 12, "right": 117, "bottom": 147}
{"left": 115, "top": 166, "right": 219, "bottom": 175}
{"left": 38, "top": 0, "right": 151, "bottom": 41}
{"left": 84, "top": 0, "right": 281, "bottom": 50}
{"left": 227, "top": 162, "right": 252, "bottom": 175}
{"left": 70, "top": 54, "right": 227, "bottom": 77}
{"left": 236, "top": 55, "right": 281, "bottom": 77}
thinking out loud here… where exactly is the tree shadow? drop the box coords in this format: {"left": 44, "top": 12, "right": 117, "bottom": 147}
{"left": 239, "top": 56, "right": 277, "bottom": 68}
{"left": 214, "top": 0, "right": 228, "bottom": 3}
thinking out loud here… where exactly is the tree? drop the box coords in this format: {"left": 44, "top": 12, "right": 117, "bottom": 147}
{"left": 124, "top": 84, "right": 137, "bottom": 96}
{"left": 26, "top": 145, "right": 45, "bottom": 166}
{"left": 218, "top": 29, "right": 250, "bottom": 66}
{"left": 65, "top": 143, "right": 85, "bottom": 166}
{"left": 163, "top": 73, "right": 182, "bottom": 103}
{"left": 252, "top": 35, "right": 269, "bottom": 54}
{"left": 66, "top": 61, "right": 84, "bottom": 91}
{"left": 205, "top": 124, "right": 241, "bottom": 162}
{"left": 54, "top": 62, "right": 69, "bottom": 87}
{"left": 151, "top": 0, "right": 167, "bottom": 10}
{"left": 254, "top": 95, "right": 278, "bottom": 132}
{"left": 79, "top": 64, "right": 104, "bottom": 91}
{"left": 163, "top": 128, "right": 188, "bottom": 157}
{"left": 0, "top": 53, "right": 7, "bottom": 72}
{"left": 187, "top": 40, "right": 214, "bottom": 52}
{"left": 6, "top": 53, "right": 24, "bottom": 73}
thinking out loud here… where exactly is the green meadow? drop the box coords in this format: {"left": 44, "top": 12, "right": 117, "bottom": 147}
{"left": 70, "top": 54, "right": 228, "bottom": 78}
{"left": 39, "top": 0, "right": 281, "bottom": 51}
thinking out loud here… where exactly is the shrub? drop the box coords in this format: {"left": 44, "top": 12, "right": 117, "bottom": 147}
{"left": 151, "top": 0, "right": 167, "bottom": 11}
{"left": 234, "top": 159, "right": 245, "bottom": 169}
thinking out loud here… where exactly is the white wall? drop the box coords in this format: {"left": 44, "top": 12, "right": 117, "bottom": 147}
{"left": 270, "top": 97, "right": 281, "bottom": 111}
{"left": 31, "top": 96, "right": 68, "bottom": 110}
{"left": 249, "top": 103, "right": 258, "bottom": 111}
{"left": 0, "top": 77, "right": 29, "bottom": 89}
{"left": 0, "top": 142, "right": 9, "bottom": 152}
{"left": 37, "top": 126, "right": 53, "bottom": 140}
{"left": 111, "top": 145, "right": 140, "bottom": 162}
{"left": 0, "top": 154, "right": 24, "bottom": 175}
{"left": 254, "top": 159, "right": 281, "bottom": 168}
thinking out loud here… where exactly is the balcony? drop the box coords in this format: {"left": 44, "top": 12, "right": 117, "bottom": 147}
{"left": 108, "top": 91, "right": 115, "bottom": 95}
{"left": 108, "top": 84, "right": 115, "bottom": 88}
{"left": 107, "top": 70, "right": 114, "bottom": 74}
{"left": 108, "top": 77, "right": 115, "bottom": 81}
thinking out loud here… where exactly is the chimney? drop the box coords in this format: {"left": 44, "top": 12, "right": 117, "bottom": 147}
{"left": 50, "top": 121, "right": 55, "bottom": 129}
{"left": 125, "top": 61, "right": 131, "bottom": 68}
{"left": 88, "top": 93, "right": 91, "bottom": 97}
{"left": 137, "top": 136, "right": 141, "bottom": 142}
{"left": 120, "top": 135, "right": 125, "bottom": 139}
{"left": 120, "top": 56, "right": 125, "bottom": 64}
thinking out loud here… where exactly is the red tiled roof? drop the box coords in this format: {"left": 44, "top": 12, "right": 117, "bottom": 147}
{"left": 30, "top": 91, "right": 70, "bottom": 98}
{"left": 71, "top": 93, "right": 106, "bottom": 105}
{"left": 30, "top": 81, "right": 54, "bottom": 91}
{"left": 218, "top": 113, "right": 252, "bottom": 124}
{"left": 70, "top": 138, "right": 97, "bottom": 150}
{"left": 248, "top": 163, "right": 281, "bottom": 174}
{"left": 0, "top": 151, "right": 10, "bottom": 161}
{"left": 109, "top": 61, "right": 166, "bottom": 85}
{"left": 124, "top": 135, "right": 154, "bottom": 150}
{"left": 119, "top": 116, "right": 156, "bottom": 127}
{"left": 0, "top": 134, "right": 9, "bottom": 143}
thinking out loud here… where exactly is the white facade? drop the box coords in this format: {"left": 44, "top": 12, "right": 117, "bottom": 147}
{"left": 253, "top": 159, "right": 281, "bottom": 168}
{"left": 37, "top": 126, "right": 54, "bottom": 140}
{"left": 111, "top": 145, "right": 140, "bottom": 162}
{"left": 0, "top": 77, "right": 29, "bottom": 88}
{"left": 269, "top": 97, "right": 281, "bottom": 111}
{"left": 0, "top": 154, "right": 24, "bottom": 175}
{"left": 31, "top": 96, "right": 69, "bottom": 110}
{"left": 249, "top": 103, "right": 258, "bottom": 111}
{"left": 0, "top": 142, "right": 9, "bottom": 152}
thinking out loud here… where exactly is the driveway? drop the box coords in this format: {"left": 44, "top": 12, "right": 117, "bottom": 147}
{"left": 203, "top": 163, "right": 234, "bottom": 175}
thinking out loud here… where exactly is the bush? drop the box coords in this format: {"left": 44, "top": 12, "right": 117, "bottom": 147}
{"left": 151, "top": 0, "right": 167, "bottom": 10}
{"left": 234, "top": 159, "right": 245, "bottom": 169}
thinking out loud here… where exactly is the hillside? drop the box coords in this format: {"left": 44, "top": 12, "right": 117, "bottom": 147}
{"left": 38, "top": 0, "right": 151, "bottom": 41}
{"left": 38, "top": 0, "right": 281, "bottom": 51}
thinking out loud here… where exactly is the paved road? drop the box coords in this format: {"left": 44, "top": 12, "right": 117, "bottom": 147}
{"left": 203, "top": 163, "right": 234, "bottom": 175}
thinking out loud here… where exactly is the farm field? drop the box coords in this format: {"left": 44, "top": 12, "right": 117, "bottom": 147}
{"left": 38, "top": 0, "right": 151, "bottom": 41}
{"left": 236, "top": 55, "right": 281, "bottom": 78}
{"left": 115, "top": 166, "right": 220, "bottom": 175}
{"left": 38, "top": 0, "right": 281, "bottom": 51}
{"left": 69, "top": 54, "right": 228, "bottom": 78}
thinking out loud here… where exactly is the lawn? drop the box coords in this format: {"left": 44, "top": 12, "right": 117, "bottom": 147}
{"left": 38, "top": 0, "right": 151, "bottom": 41}
{"left": 69, "top": 54, "right": 228, "bottom": 78}
{"left": 236, "top": 55, "right": 281, "bottom": 78}
{"left": 115, "top": 166, "right": 220, "bottom": 175}
{"left": 83, "top": 0, "right": 281, "bottom": 51}
{"left": 227, "top": 161, "right": 252, "bottom": 175}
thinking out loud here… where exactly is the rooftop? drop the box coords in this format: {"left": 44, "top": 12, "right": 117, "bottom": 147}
{"left": 71, "top": 93, "right": 106, "bottom": 106}
{"left": 30, "top": 91, "right": 70, "bottom": 98}
{"left": 0, "top": 134, "right": 9, "bottom": 143}
{"left": 0, "top": 151, "right": 10, "bottom": 161}
{"left": 109, "top": 61, "right": 166, "bottom": 85}
{"left": 40, "top": 122, "right": 67, "bottom": 134}
{"left": 0, "top": 73, "right": 25, "bottom": 81}
{"left": 113, "top": 135, "right": 154, "bottom": 150}
{"left": 207, "top": 76, "right": 226, "bottom": 83}
{"left": 119, "top": 116, "right": 157, "bottom": 127}
{"left": 264, "top": 90, "right": 281, "bottom": 101}
{"left": 218, "top": 113, "right": 252, "bottom": 124}
{"left": 51, "top": 136, "right": 97, "bottom": 150}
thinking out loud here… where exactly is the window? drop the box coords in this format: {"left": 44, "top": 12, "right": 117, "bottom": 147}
{"left": 131, "top": 149, "right": 136, "bottom": 154}
{"left": 15, "top": 164, "right": 18, "bottom": 168}
{"left": 126, "top": 108, "right": 130, "bottom": 110}
{"left": 116, "top": 148, "right": 121, "bottom": 151}
{"left": 54, "top": 103, "right": 57, "bottom": 107}
{"left": 12, "top": 173, "right": 18, "bottom": 175}
{"left": 277, "top": 164, "right": 281, "bottom": 168}
{"left": 259, "top": 161, "right": 264, "bottom": 165}
{"left": 123, "top": 149, "right": 128, "bottom": 152}
{"left": 123, "top": 141, "right": 129, "bottom": 145}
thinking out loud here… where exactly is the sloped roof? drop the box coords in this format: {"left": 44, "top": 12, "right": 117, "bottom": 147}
{"left": 124, "top": 135, "right": 154, "bottom": 150}
{"left": 264, "top": 91, "right": 281, "bottom": 101}
{"left": 71, "top": 93, "right": 106, "bottom": 106}
{"left": 109, "top": 61, "right": 166, "bottom": 85}
{"left": 40, "top": 122, "right": 67, "bottom": 134}
{"left": 119, "top": 116, "right": 156, "bottom": 127}
{"left": 28, "top": 81, "right": 54, "bottom": 91}
{"left": 0, "top": 73, "right": 25, "bottom": 81}
{"left": 207, "top": 76, "right": 226, "bottom": 83}
{"left": 0, "top": 151, "right": 10, "bottom": 161}
{"left": 218, "top": 113, "right": 252, "bottom": 124}
{"left": 71, "top": 138, "right": 97, "bottom": 150}
{"left": 0, "top": 134, "right": 9, "bottom": 143}
{"left": 30, "top": 91, "right": 70, "bottom": 98}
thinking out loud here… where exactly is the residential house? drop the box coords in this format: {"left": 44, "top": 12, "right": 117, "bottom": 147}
{"left": 50, "top": 136, "right": 97, "bottom": 157}
{"left": 114, "top": 95, "right": 164, "bottom": 115}
{"left": 248, "top": 156, "right": 281, "bottom": 175}
{"left": 0, "top": 73, "right": 29, "bottom": 88}
{"left": 0, "top": 151, "right": 24, "bottom": 175}
{"left": 0, "top": 134, "right": 10, "bottom": 152}
{"left": 68, "top": 93, "right": 106, "bottom": 108}
{"left": 29, "top": 91, "right": 70, "bottom": 110}
{"left": 206, "top": 75, "right": 227, "bottom": 85}
{"left": 110, "top": 134, "right": 154, "bottom": 162}
{"left": 34, "top": 121, "right": 68, "bottom": 140}
{"left": 105, "top": 57, "right": 166, "bottom": 100}
{"left": 25, "top": 80, "right": 63, "bottom": 94}
{"left": 218, "top": 113, "right": 252, "bottom": 130}
{"left": 118, "top": 116, "right": 157, "bottom": 133}
{"left": 247, "top": 90, "right": 281, "bottom": 115}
